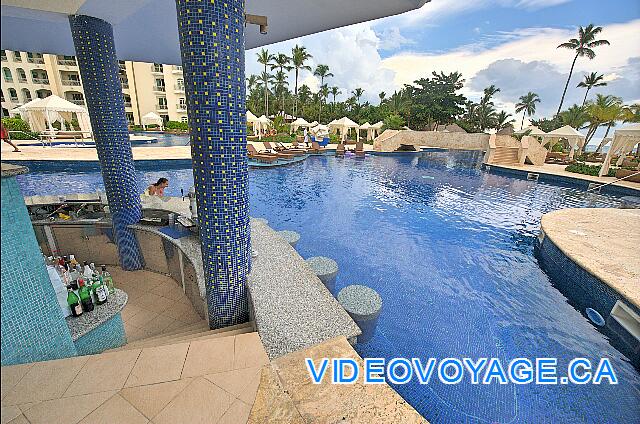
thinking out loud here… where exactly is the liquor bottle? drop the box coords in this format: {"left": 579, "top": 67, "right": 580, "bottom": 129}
{"left": 83, "top": 261, "right": 93, "bottom": 279}
{"left": 69, "top": 254, "right": 79, "bottom": 268}
{"left": 67, "top": 288, "right": 83, "bottom": 317}
{"left": 69, "top": 267, "right": 80, "bottom": 290}
{"left": 101, "top": 266, "right": 115, "bottom": 295}
{"left": 92, "top": 275, "right": 108, "bottom": 305}
{"left": 77, "top": 278, "right": 94, "bottom": 312}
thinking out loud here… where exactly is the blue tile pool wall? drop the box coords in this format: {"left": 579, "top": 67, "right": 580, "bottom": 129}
{"left": 1, "top": 176, "right": 77, "bottom": 365}
{"left": 74, "top": 313, "right": 127, "bottom": 356}
{"left": 536, "top": 235, "right": 640, "bottom": 368}
{"left": 175, "top": 0, "right": 250, "bottom": 328}
{"left": 69, "top": 14, "right": 145, "bottom": 271}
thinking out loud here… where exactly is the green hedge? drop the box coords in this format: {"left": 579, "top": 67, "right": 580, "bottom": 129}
{"left": 565, "top": 163, "right": 617, "bottom": 177}
{"left": 2, "top": 117, "right": 40, "bottom": 140}
{"left": 260, "top": 133, "right": 296, "bottom": 143}
{"left": 166, "top": 120, "right": 189, "bottom": 131}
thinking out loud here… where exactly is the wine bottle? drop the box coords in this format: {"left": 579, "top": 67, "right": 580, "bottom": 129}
{"left": 101, "top": 266, "right": 115, "bottom": 295}
{"left": 67, "top": 288, "right": 83, "bottom": 317}
{"left": 92, "top": 276, "right": 108, "bottom": 305}
{"left": 83, "top": 261, "right": 93, "bottom": 279}
{"left": 77, "top": 278, "right": 94, "bottom": 312}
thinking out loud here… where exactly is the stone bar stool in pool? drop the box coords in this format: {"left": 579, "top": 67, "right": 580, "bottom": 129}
{"left": 306, "top": 256, "right": 339, "bottom": 294}
{"left": 338, "top": 285, "right": 382, "bottom": 343}
{"left": 278, "top": 230, "right": 300, "bottom": 248}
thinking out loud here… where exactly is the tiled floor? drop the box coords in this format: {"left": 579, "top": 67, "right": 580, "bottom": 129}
{"left": 1, "top": 332, "right": 269, "bottom": 424}
{"left": 109, "top": 268, "right": 206, "bottom": 342}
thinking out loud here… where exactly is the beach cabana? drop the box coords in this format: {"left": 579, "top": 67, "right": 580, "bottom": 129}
{"left": 290, "top": 117, "right": 311, "bottom": 134}
{"left": 247, "top": 110, "right": 259, "bottom": 133}
{"left": 371, "top": 121, "right": 384, "bottom": 139}
{"left": 599, "top": 123, "right": 640, "bottom": 177}
{"left": 329, "top": 117, "right": 360, "bottom": 141}
{"left": 11, "top": 95, "right": 92, "bottom": 134}
{"left": 515, "top": 125, "right": 546, "bottom": 137}
{"left": 359, "top": 122, "right": 376, "bottom": 141}
{"left": 141, "top": 112, "right": 164, "bottom": 131}
{"left": 310, "top": 124, "right": 330, "bottom": 138}
{"left": 541, "top": 125, "right": 586, "bottom": 160}
{"left": 255, "top": 115, "right": 272, "bottom": 139}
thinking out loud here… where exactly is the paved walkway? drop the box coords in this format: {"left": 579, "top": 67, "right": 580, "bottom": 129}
{"left": 488, "top": 163, "right": 640, "bottom": 191}
{"left": 540, "top": 208, "right": 640, "bottom": 308}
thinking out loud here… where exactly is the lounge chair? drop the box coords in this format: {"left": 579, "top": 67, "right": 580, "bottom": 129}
{"left": 335, "top": 143, "right": 345, "bottom": 157}
{"left": 308, "top": 141, "right": 326, "bottom": 154}
{"left": 275, "top": 142, "right": 307, "bottom": 155}
{"left": 355, "top": 141, "right": 365, "bottom": 157}
{"left": 261, "top": 142, "right": 297, "bottom": 159}
{"left": 246, "top": 144, "right": 277, "bottom": 163}
{"left": 248, "top": 143, "right": 294, "bottom": 161}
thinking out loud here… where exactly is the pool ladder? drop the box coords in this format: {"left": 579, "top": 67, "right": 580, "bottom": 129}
{"left": 586, "top": 170, "right": 640, "bottom": 193}
{"left": 527, "top": 172, "right": 539, "bottom": 181}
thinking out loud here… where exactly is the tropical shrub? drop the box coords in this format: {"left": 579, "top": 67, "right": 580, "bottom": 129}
{"left": 1, "top": 117, "right": 39, "bottom": 139}
{"left": 166, "top": 120, "right": 189, "bottom": 131}
{"left": 382, "top": 113, "right": 405, "bottom": 130}
{"left": 565, "top": 163, "right": 616, "bottom": 177}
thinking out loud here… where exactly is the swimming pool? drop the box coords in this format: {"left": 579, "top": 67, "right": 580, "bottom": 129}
{"left": 14, "top": 151, "right": 640, "bottom": 423}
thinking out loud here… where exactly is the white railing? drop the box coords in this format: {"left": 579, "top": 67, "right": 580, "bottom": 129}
{"left": 174, "top": 84, "right": 185, "bottom": 91}
{"left": 28, "top": 57, "right": 45, "bottom": 64}
{"left": 62, "top": 80, "right": 81, "bottom": 86}
{"left": 153, "top": 85, "right": 166, "bottom": 92}
{"left": 124, "top": 101, "right": 132, "bottom": 107}
{"left": 10, "top": 96, "right": 19, "bottom": 102}
{"left": 151, "top": 65, "right": 164, "bottom": 73}
{"left": 157, "top": 104, "right": 168, "bottom": 110}
{"left": 176, "top": 103, "right": 187, "bottom": 111}
{"left": 173, "top": 66, "right": 183, "bottom": 73}
{"left": 18, "top": 77, "right": 27, "bottom": 83}
{"left": 58, "top": 59, "right": 77, "bottom": 66}
{"left": 32, "top": 78, "right": 50, "bottom": 85}
{"left": 69, "top": 99, "right": 85, "bottom": 105}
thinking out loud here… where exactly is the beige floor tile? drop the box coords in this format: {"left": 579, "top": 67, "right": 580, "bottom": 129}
{"left": 204, "top": 366, "right": 261, "bottom": 399}
{"left": 135, "top": 293, "right": 171, "bottom": 311}
{"left": 233, "top": 333, "right": 269, "bottom": 370}
{"left": 121, "top": 304, "right": 144, "bottom": 321}
{"left": 136, "top": 314, "right": 176, "bottom": 336}
{"left": 163, "top": 320, "right": 191, "bottom": 333}
{"left": 119, "top": 378, "right": 192, "bottom": 420}
{"left": 125, "top": 326, "right": 154, "bottom": 343}
{"left": 181, "top": 336, "right": 234, "bottom": 378}
{"left": 2, "top": 356, "right": 89, "bottom": 405}
{"left": 157, "top": 285, "right": 185, "bottom": 301}
{"left": 16, "top": 403, "right": 37, "bottom": 413}
{"left": 1, "top": 404, "right": 21, "bottom": 424}
{"left": 0, "top": 363, "right": 33, "bottom": 400}
{"left": 64, "top": 349, "right": 142, "bottom": 397}
{"left": 7, "top": 414, "right": 29, "bottom": 424}
{"left": 124, "top": 343, "right": 190, "bottom": 388}
{"left": 163, "top": 302, "right": 201, "bottom": 323}
{"left": 78, "top": 394, "right": 148, "bottom": 424}
{"left": 125, "top": 309, "right": 159, "bottom": 329}
{"left": 152, "top": 377, "right": 230, "bottom": 424}
{"left": 237, "top": 370, "right": 262, "bottom": 406}
{"left": 23, "top": 391, "right": 115, "bottom": 424}
{"left": 218, "top": 398, "right": 251, "bottom": 424}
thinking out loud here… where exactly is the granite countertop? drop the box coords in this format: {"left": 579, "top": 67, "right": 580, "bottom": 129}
{"left": 66, "top": 289, "right": 128, "bottom": 341}
{"left": 128, "top": 224, "right": 205, "bottom": 298}
{"left": 32, "top": 217, "right": 111, "bottom": 225}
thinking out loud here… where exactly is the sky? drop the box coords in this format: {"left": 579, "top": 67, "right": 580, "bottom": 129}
{"left": 246, "top": 0, "right": 640, "bottom": 137}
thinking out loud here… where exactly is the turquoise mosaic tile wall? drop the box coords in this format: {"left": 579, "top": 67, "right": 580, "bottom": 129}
{"left": 74, "top": 313, "right": 126, "bottom": 356}
{"left": 1, "top": 176, "right": 77, "bottom": 366}
{"left": 176, "top": 0, "right": 250, "bottom": 327}
{"left": 69, "top": 14, "right": 145, "bottom": 271}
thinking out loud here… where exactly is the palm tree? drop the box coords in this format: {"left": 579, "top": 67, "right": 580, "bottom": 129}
{"left": 559, "top": 104, "right": 589, "bottom": 128}
{"left": 556, "top": 24, "right": 610, "bottom": 115}
{"left": 495, "top": 111, "right": 514, "bottom": 131}
{"left": 297, "top": 84, "right": 312, "bottom": 117}
{"left": 256, "top": 71, "right": 275, "bottom": 116}
{"left": 257, "top": 49, "right": 275, "bottom": 114}
{"left": 313, "top": 64, "right": 334, "bottom": 89}
{"left": 351, "top": 88, "right": 364, "bottom": 106}
{"left": 270, "top": 53, "right": 292, "bottom": 114}
{"left": 584, "top": 94, "right": 620, "bottom": 144}
{"left": 515, "top": 92, "right": 541, "bottom": 129}
{"left": 291, "top": 45, "right": 313, "bottom": 117}
{"left": 577, "top": 72, "right": 607, "bottom": 106}
{"left": 318, "top": 84, "right": 329, "bottom": 121}
{"left": 378, "top": 91, "right": 386, "bottom": 104}
{"left": 273, "top": 70, "right": 289, "bottom": 114}
{"left": 330, "top": 86, "right": 341, "bottom": 105}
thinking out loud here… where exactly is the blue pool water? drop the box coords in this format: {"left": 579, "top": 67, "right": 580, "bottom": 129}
{"left": 14, "top": 151, "right": 640, "bottom": 423}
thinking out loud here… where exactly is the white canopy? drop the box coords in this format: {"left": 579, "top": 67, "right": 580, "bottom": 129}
{"left": 246, "top": 110, "right": 259, "bottom": 123}
{"left": 254, "top": 115, "right": 272, "bottom": 139}
{"left": 11, "top": 94, "right": 92, "bottom": 134}
{"left": 541, "top": 125, "right": 586, "bottom": 160}
{"left": 359, "top": 122, "right": 377, "bottom": 141}
{"left": 141, "top": 111, "right": 163, "bottom": 130}
{"left": 329, "top": 117, "right": 360, "bottom": 141}
{"left": 310, "top": 124, "right": 330, "bottom": 138}
{"left": 308, "top": 121, "right": 319, "bottom": 127}
{"left": 599, "top": 123, "right": 640, "bottom": 177}
{"left": 290, "top": 117, "right": 311, "bottom": 133}
{"left": 515, "top": 125, "right": 546, "bottom": 136}
{"left": 371, "top": 121, "right": 384, "bottom": 129}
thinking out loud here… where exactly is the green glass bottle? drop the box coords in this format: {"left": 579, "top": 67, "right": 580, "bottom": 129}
{"left": 101, "top": 265, "right": 115, "bottom": 295}
{"left": 77, "top": 278, "right": 94, "bottom": 312}
{"left": 92, "top": 275, "right": 108, "bottom": 305}
{"left": 67, "top": 288, "right": 83, "bottom": 317}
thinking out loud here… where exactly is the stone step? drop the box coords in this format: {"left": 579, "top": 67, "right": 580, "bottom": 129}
{"left": 107, "top": 321, "right": 209, "bottom": 352}
{"left": 121, "top": 321, "right": 255, "bottom": 350}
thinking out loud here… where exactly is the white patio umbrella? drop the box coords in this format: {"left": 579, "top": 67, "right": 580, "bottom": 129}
{"left": 329, "top": 117, "right": 360, "bottom": 142}
{"left": 290, "top": 117, "right": 311, "bottom": 134}
{"left": 141, "top": 111, "right": 164, "bottom": 130}
{"left": 541, "top": 125, "right": 586, "bottom": 160}
{"left": 11, "top": 95, "right": 92, "bottom": 134}
{"left": 599, "top": 123, "right": 640, "bottom": 177}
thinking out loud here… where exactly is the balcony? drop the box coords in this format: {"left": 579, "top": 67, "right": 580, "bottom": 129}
{"left": 157, "top": 104, "right": 168, "bottom": 111}
{"left": 176, "top": 103, "right": 187, "bottom": 111}
{"left": 124, "top": 101, "right": 132, "bottom": 107}
{"left": 121, "top": 82, "right": 130, "bottom": 89}
{"left": 10, "top": 96, "right": 19, "bottom": 103}
{"left": 173, "top": 66, "right": 183, "bottom": 73}
{"left": 0, "top": 55, "right": 7, "bottom": 62}
{"left": 57, "top": 59, "right": 77, "bottom": 66}
{"left": 32, "top": 78, "right": 50, "bottom": 85}
{"left": 69, "top": 99, "right": 85, "bottom": 105}
{"left": 28, "top": 57, "right": 45, "bottom": 65}
{"left": 13, "top": 55, "right": 22, "bottom": 63}
{"left": 153, "top": 85, "right": 166, "bottom": 92}
{"left": 174, "top": 84, "right": 185, "bottom": 92}
{"left": 18, "top": 77, "right": 28, "bottom": 83}
{"left": 151, "top": 64, "right": 164, "bottom": 73}
{"left": 4, "top": 77, "right": 14, "bottom": 83}
{"left": 61, "top": 80, "right": 81, "bottom": 86}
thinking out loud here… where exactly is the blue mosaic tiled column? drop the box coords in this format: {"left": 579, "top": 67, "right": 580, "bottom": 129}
{"left": 1, "top": 167, "right": 77, "bottom": 365}
{"left": 175, "top": 0, "right": 250, "bottom": 328}
{"left": 69, "top": 15, "right": 144, "bottom": 271}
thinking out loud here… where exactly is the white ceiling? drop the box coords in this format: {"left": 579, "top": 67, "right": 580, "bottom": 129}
{"left": 1, "top": 0, "right": 428, "bottom": 64}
